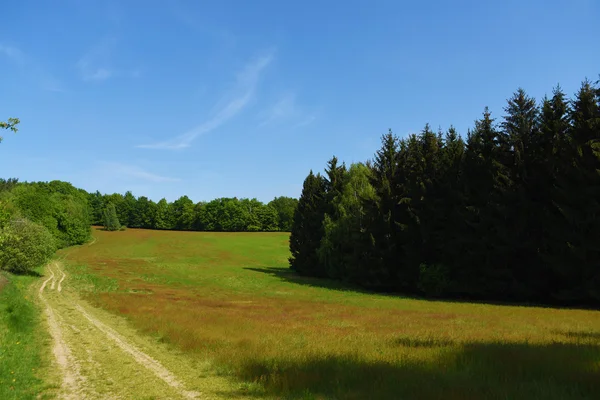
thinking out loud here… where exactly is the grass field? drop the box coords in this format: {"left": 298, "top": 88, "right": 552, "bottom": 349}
{"left": 0, "top": 271, "right": 54, "bottom": 400}
{"left": 60, "top": 227, "right": 600, "bottom": 399}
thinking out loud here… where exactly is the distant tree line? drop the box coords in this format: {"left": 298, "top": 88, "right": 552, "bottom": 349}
{"left": 88, "top": 192, "right": 298, "bottom": 233}
{"left": 0, "top": 175, "right": 298, "bottom": 273}
{"left": 290, "top": 78, "right": 600, "bottom": 305}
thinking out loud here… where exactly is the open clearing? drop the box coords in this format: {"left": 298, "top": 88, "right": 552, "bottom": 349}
{"left": 56, "top": 227, "right": 600, "bottom": 399}
{"left": 36, "top": 259, "right": 242, "bottom": 399}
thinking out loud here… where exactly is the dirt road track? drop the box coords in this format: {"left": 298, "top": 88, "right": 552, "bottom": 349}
{"left": 38, "top": 261, "right": 201, "bottom": 399}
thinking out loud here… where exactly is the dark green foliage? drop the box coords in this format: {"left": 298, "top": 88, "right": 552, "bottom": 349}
{"left": 418, "top": 263, "right": 451, "bottom": 297}
{"left": 102, "top": 203, "right": 121, "bottom": 231}
{"left": 289, "top": 171, "right": 327, "bottom": 276}
{"left": 290, "top": 77, "right": 600, "bottom": 306}
{"left": 0, "top": 218, "right": 56, "bottom": 274}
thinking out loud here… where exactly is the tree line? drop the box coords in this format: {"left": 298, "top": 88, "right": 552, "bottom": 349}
{"left": 290, "top": 78, "right": 600, "bottom": 305}
{"left": 89, "top": 192, "right": 298, "bottom": 232}
{"left": 0, "top": 176, "right": 298, "bottom": 274}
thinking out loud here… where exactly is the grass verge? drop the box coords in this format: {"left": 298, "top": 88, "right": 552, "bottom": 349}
{"left": 0, "top": 270, "right": 50, "bottom": 400}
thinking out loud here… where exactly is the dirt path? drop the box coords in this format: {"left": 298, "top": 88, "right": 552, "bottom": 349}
{"left": 39, "top": 261, "right": 202, "bottom": 399}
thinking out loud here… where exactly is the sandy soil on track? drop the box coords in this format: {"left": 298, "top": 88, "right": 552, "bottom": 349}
{"left": 38, "top": 261, "right": 202, "bottom": 399}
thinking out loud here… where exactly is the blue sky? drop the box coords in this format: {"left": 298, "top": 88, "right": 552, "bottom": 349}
{"left": 1, "top": 0, "right": 598, "bottom": 203}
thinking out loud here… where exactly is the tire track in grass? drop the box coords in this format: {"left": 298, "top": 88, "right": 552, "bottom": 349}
{"left": 75, "top": 303, "right": 200, "bottom": 399}
{"left": 41, "top": 261, "right": 201, "bottom": 399}
{"left": 39, "top": 264, "right": 87, "bottom": 399}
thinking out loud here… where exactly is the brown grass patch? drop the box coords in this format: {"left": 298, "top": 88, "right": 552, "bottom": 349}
{"left": 62, "top": 228, "right": 600, "bottom": 399}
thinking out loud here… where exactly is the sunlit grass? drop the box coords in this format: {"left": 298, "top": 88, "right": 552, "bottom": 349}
{"left": 0, "top": 271, "right": 53, "bottom": 400}
{"left": 61, "top": 227, "right": 600, "bottom": 399}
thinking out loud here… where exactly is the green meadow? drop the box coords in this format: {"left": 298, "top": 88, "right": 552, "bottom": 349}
{"left": 58, "top": 227, "right": 600, "bottom": 399}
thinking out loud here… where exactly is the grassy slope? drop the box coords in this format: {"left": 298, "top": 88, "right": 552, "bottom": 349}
{"left": 61, "top": 228, "right": 600, "bottom": 399}
{"left": 0, "top": 271, "right": 54, "bottom": 400}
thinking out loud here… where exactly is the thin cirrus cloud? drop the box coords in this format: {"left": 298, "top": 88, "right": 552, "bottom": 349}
{"left": 76, "top": 38, "right": 140, "bottom": 82}
{"left": 100, "top": 162, "right": 180, "bottom": 183}
{"left": 258, "top": 93, "right": 317, "bottom": 129}
{"left": 76, "top": 38, "right": 115, "bottom": 81}
{"left": 0, "top": 43, "right": 64, "bottom": 92}
{"left": 137, "top": 51, "right": 274, "bottom": 150}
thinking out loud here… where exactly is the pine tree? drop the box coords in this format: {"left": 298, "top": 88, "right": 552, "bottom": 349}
{"left": 458, "top": 108, "right": 513, "bottom": 298}
{"left": 289, "top": 171, "right": 327, "bottom": 277}
{"left": 103, "top": 203, "right": 121, "bottom": 231}
{"left": 550, "top": 80, "right": 600, "bottom": 301}
{"left": 501, "top": 88, "right": 543, "bottom": 298}
{"left": 536, "top": 86, "right": 571, "bottom": 299}
{"left": 363, "top": 130, "right": 402, "bottom": 289}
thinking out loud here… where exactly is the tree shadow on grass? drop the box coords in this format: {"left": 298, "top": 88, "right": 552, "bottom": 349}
{"left": 6, "top": 269, "right": 43, "bottom": 277}
{"left": 244, "top": 266, "right": 406, "bottom": 298}
{"left": 244, "top": 266, "right": 600, "bottom": 311}
{"left": 215, "top": 341, "right": 600, "bottom": 400}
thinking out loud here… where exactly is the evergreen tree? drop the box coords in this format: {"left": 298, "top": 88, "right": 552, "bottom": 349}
{"left": 500, "top": 89, "right": 544, "bottom": 298}
{"left": 363, "top": 130, "right": 402, "bottom": 289}
{"left": 458, "top": 108, "right": 513, "bottom": 298}
{"left": 88, "top": 191, "right": 105, "bottom": 225}
{"left": 103, "top": 203, "right": 121, "bottom": 231}
{"left": 289, "top": 171, "right": 327, "bottom": 277}
{"left": 550, "top": 80, "right": 600, "bottom": 301}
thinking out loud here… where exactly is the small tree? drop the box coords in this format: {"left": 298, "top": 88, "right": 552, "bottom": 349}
{"left": 0, "top": 218, "right": 56, "bottom": 274}
{"left": 103, "top": 203, "right": 121, "bottom": 231}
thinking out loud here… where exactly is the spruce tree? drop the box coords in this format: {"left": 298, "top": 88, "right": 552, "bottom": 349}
{"left": 289, "top": 171, "right": 327, "bottom": 277}
{"left": 458, "top": 108, "right": 513, "bottom": 298}
{"left": 363, "top": 130, "right": 402, "bottom": 289}
{"left": 550, "top": 80, "right": 600, "bottom": 301}
{"left": 501, "top": 89, "right": 543, "bottom": 298}
{"left": 103, "top": 203, "right": 121, "bottom": 231}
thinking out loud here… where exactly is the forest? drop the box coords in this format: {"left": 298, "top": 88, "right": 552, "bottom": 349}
{"left": 290, "top": 78, "right": 600, "bottom": 305}
{"left": 1, "top": 77, "right": 599, "bottom": 306}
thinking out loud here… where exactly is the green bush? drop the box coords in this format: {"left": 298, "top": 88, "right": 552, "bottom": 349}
{"left": 0, "top": 218, "right": 56, "bottom": 274}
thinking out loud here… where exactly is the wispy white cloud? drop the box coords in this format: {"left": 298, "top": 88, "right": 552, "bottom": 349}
{"left": 258, "top": 93, "right": 317, "bottom": 129}
{"left": 100, "top": 162, "right": 180, "bottom": 182}
{"left": 76, "top": 38, "right": 140, "bottom": 82}
{"left": 0, "top": 43, "right": 64, "bottom": 92}
{"left": 76, "top": 38, "right": 115, "bottom": 81}
{"left": 137, "top": 51, "right": 274, "bottom": 150}
{"left": 259, "top": 93, "right": 297, "bottom": 127}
